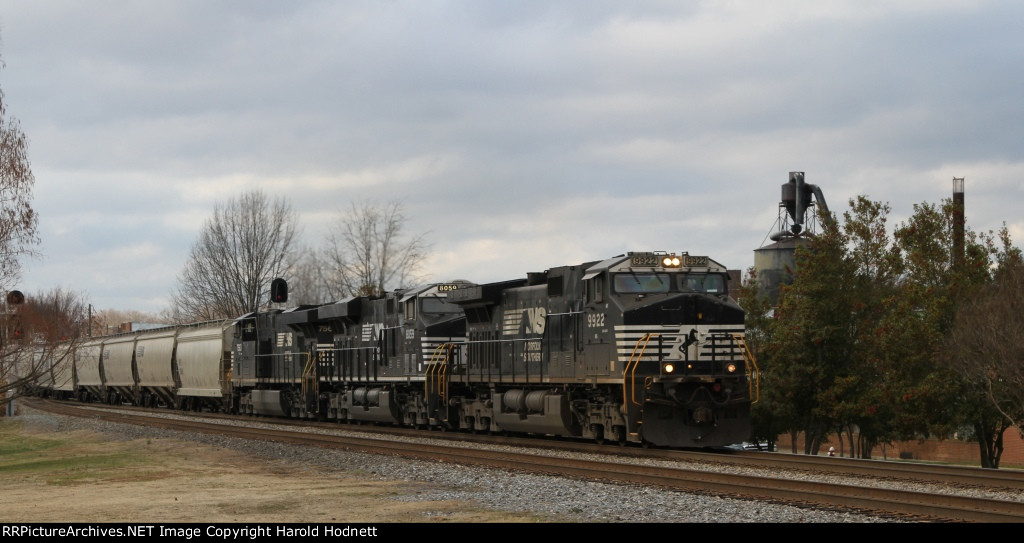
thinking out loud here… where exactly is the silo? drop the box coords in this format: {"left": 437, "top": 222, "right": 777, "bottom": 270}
{"left": 754, "top": 236, "right": 808, "bottom": 306}
{"left": 753, "top": 172, "right": 829, "bottom": 306}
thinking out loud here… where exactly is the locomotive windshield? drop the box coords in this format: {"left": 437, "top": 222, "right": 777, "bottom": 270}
{"left": 420, "top": 296, "right": 462, "bottom": 315}
{"left": 680, "top": 273, "right": 726, "bottom": 295}
{"left": 613, "top": 273, "right": 671, "bottom": 294}
{"left": 613, "top": 272, "right": 727, "bottom": 295}
{"left": 404, "top": 295, "right": 462, "bottom": 320}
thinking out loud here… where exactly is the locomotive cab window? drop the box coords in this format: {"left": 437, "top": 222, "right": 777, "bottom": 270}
{"left": 613, "top": 273, "right": 670, "bottom": 294}
{"left": 585, "top": 275, "right": 604, "bottom": 303}
{"left": 680, "top": 273, "right": 726, "bottom": 295}
{"left": 421, "top": 297, "right": 460, "bottom": 316}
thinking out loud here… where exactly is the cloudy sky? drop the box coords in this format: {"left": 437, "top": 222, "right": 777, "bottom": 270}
{"left": 1, "top": 1, "right": 1021, "bottom": 314}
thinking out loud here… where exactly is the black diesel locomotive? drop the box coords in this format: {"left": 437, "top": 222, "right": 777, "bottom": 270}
{"left": 44, "top": 251, "right": 759, "bottom": 448}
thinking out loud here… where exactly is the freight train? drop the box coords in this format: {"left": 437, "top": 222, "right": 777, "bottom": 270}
{"left": 24, "top": 251, "right": 759, "bottom": 448}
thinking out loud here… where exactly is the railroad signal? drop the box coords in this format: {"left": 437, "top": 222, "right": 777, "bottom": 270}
{"left": 6, "top": 290, "right": 24, "bottom": 305}
{"left": 271, "top": 278, "right": 288, "bottom": 303}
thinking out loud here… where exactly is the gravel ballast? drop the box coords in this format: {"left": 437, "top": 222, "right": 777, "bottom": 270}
{"left": 10, "top": 407, "right": 929, "bottom": 523}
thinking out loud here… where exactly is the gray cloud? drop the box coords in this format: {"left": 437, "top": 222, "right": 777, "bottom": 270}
{"left": 2, "top": 1, "right": 1021, "bottom": 312}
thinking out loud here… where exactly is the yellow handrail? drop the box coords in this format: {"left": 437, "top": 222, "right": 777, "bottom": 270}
{"left": 622, "top": 333, "right": 656, "bottom": 407}
{"left": 730, "top": 333, "right": 760, "bottom": 404}
{"left": 424, "top": 343, "right": 452, "bottom": 401}
{"left": 300, "top": 350, "right": 316, "bottom": 401}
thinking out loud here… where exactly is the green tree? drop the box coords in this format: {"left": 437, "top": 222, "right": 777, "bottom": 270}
{"left": 892, "top": 200, "right": 1007, "bottom": 467}
{"left": 765, "top": 196, "right": 992, "bottom": 459}
{"left": 736, "top": 267, "right": 787, "bottom": 452}
{"left": 770, "top": 204, "right": 859, "bottom": 455}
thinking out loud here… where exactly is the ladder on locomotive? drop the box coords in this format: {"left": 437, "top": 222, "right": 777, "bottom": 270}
{"left": 424, "top": 343, "right": 454, "bottom": 425}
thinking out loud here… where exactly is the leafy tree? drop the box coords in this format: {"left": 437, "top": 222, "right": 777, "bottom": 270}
{"left": 892, "top": 200, "right": 1008, "bottom": 467}
{"left": 770, "top": 204, "right": 857, "bottom": 455}
{"left": 764, "top": 196, "right": 996, "bottom": 461}
{"left": 170, "top": 190, "right": 299, "bottom": 322}
{"left": 321, "top": 199, "right": 430, "bottom": 298}
{"left": 736, "top": 267, "right": 787, "bottom": 452}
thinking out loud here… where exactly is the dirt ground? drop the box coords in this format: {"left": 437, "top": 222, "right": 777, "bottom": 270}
{"left": 0, "top": 417, "right": 547, "bottom": 524}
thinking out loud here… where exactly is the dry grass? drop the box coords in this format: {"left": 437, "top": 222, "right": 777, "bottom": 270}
{"left": 0, "top": 417, "right": 552, "bottom": 523}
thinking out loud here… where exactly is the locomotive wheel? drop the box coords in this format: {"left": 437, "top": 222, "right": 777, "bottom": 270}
{"left": 615, "top": 427, "right": 627, "bottom": 447}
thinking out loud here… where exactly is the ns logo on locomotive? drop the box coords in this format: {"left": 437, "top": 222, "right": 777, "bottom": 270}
{"left": 35, "top": 250, "right": 758, "bottom": 449}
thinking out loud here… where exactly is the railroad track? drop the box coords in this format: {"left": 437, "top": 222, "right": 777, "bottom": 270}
{"left": 27, "top": 399, "right": 1024, "bottom": 523}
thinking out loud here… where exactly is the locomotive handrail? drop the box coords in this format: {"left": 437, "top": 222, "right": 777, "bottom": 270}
{"left": 425, "top": 343, "right": 453, "bottom": 426}
{"left": 300, "top": 349, "right": 317, "bottom": 405}
{"left": 424, "top": 343, "right": 452, "bottom": 401}
{"left": 623, "top": 333, "right": 656, "bottom": 408}
{"left": 730, "top": 333, "right": 760, "bottom": 404}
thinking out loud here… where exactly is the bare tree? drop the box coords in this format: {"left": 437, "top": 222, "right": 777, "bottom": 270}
{"left": 170, "top": 190, "right": 299, "bottom": 322}
{"left": 287, "top": 245, "right": 333, "bottom": 305}
{"left": 0, "top": 66, "right": 40, "bottom": 290}
{"left": 0, "top": 49, "right": 42, "bottom": 409}
{"left": 323, "top": 199, "right": 430, "bottom": 297}
{"left": 1, "top": 288, "right": 88, "bottom": 405}
{"left": 944, "top": 229, "right": 1024, "bottom": 439}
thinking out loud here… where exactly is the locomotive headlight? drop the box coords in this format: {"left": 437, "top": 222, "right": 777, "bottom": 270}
{"left": 662, "top": 256, "right": 682, "bottom": 267}
{"left": 726, "top": 363, "right": 738, "bottom": 373}
{"left": 663, "top": 363, "right": 675, "bottom": 374}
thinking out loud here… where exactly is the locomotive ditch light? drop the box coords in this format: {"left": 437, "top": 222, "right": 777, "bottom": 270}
{"left": 663, "top": 363, "right": 675, "bottom": 374}
{"left": 726, "top": 363, "right": 738, "bottom": 373}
